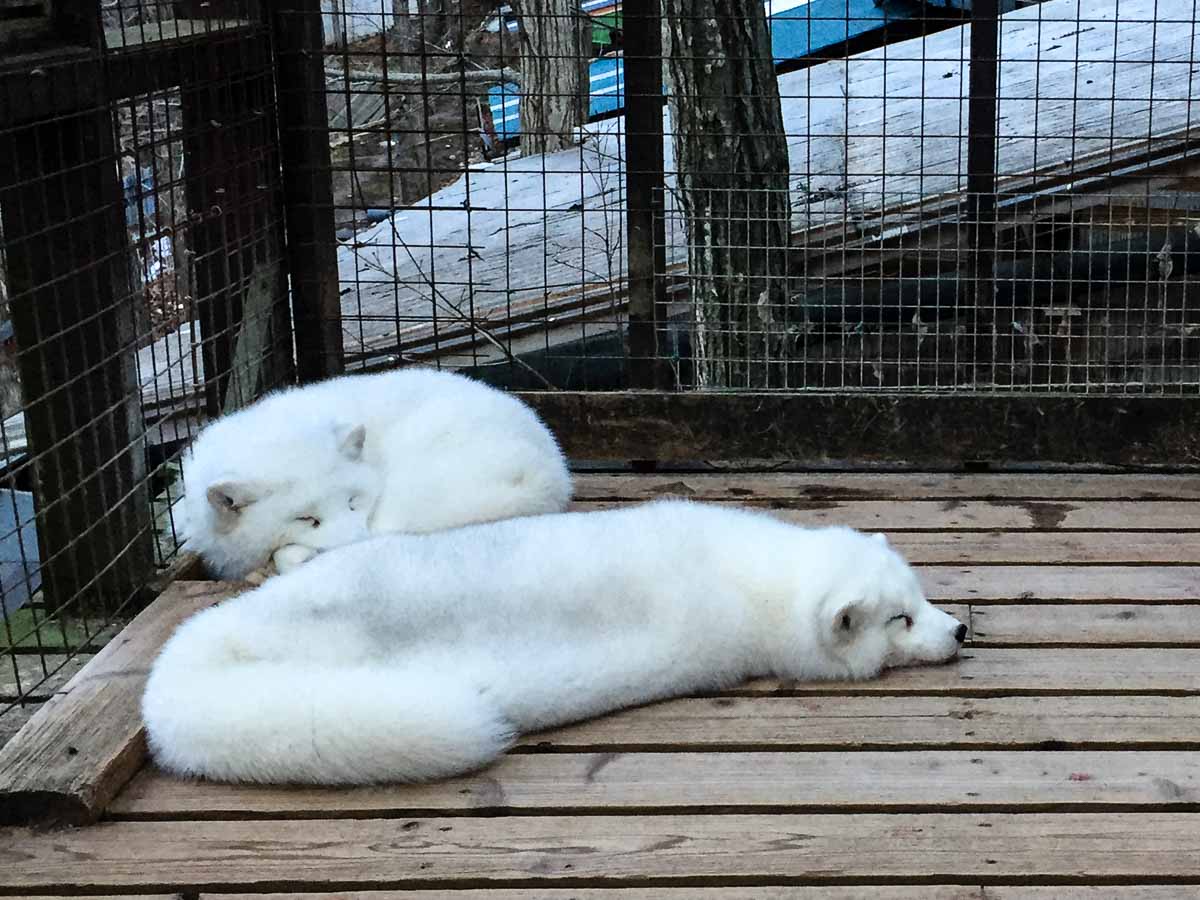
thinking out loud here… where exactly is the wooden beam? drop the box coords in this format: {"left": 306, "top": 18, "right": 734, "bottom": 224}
{"left": 272, "top": 0, "right": 344, "bottom": 381}
{"left": 0, "top": 581, "right": 231, "bottom": 826}
{"left": 519, "top": 392, "right": 1200, "bottom": 465}
{"left": 0, "top": 103, "right": 154, "bottom": 614}
{"left": 180, "top": 30, "right": 291, "bottom": 416}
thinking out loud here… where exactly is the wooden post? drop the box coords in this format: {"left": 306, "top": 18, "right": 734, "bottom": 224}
{"left": 967, "top": 0, "right": 1000, "bottom": 360}
{"left": 0, "top": 107, "right": 154, "bottom": 616}
{"left": 272, "top": 0, "right": 345, "bottom": 382}
{"left": 180, "top": 30, "right": 293, "bottom": 415}
{"left": 623, "top": 0, "right": 668, "bottom": 389}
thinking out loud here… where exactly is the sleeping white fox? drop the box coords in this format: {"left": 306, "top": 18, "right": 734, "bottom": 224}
{"left": 178, "top": 367, "right": 572, "bottom": 580}
{"left": 144, "top": 500, "right": 967, "bottom": 785}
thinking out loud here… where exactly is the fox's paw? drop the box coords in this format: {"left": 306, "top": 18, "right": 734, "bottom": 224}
{"left": 273, "top": 544, "right": 318, "bottom": 574}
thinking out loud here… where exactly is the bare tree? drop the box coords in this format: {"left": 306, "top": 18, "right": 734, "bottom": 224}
{"left": 513, "top": 0, "right": 589, "bottom": 156}
{"left": 663, "top": 0, "right": 792, "bottom": 388}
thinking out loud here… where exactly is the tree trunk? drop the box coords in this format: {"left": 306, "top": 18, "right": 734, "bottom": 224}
{"left": 514, "top": 0, "right": 589, "bottom": 156}
{"left": 663, "top": 0, "right": 793, "bottom": 388}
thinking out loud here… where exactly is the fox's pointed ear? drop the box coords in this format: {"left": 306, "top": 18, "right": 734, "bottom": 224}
{"left": 872, "top": 532, "right": 888, "bottom": 545}
{"left": 207, "top": 481, "right": 268, "bottom": 533}
{"left": 335, "top": 424, "right": 367, "bottom": 461}
{"left": 831, "top": 600, "right": 861, "bottom": 642}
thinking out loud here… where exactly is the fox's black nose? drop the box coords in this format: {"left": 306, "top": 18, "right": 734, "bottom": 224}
{"left": 954, "top": 623, "right": 968, "bottom": 643}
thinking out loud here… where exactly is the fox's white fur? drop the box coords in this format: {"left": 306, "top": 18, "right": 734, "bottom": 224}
{"left": 178, "top": 367, "right": 572, "bottom": 580}
{"left": 144, "top": 500, "right": 967, "bottom": 785}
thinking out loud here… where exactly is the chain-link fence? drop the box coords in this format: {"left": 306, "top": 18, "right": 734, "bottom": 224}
{"left": 313, "top": 0, "right": 1200, "bottom": 392}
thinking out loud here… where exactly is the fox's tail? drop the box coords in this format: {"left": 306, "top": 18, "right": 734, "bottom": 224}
{"left": 142, "top": 614, "right": 513, "bottom": 785}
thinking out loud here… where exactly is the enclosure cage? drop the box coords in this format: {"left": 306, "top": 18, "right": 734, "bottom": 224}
{"left": 1, "top": 0, "right": 1199, "bottom": 740}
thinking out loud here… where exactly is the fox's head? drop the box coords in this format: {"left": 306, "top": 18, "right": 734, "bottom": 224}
{"left": 799, "top": 529, "right": 967, "bottom": 680}
{"left": 201, "top": 423, "right": 382, "bottom": 572}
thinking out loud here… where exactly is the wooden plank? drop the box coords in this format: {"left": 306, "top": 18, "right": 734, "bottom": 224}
{"left": 211, "top": 891, "right": 984, "bottom": 900}
{"left": 919, "top": 567, "right": 1200, "bottom": 603}
{"left": 518, "top": 695, "right": 1200, "bottom": 751}
{"left": 110, "top": 750, "right": 1200, "bottom": 818}
{"left": 0, "top": 582, "right": 227, "bottom": 826}
{"left": 201, "top": 890, "right": 1193, "bottom": 900}
{"left": 571, "top": 473, "right": 1200, "bottom": 502}
{"left": 885, "top": 532, "right": 1200, "bottom": 565}
{"left": 746, "top": 648, "right": 1200, "bottom": 695}
{"left": 2, "top": 814, "right": 1199, "bottom": 888}
{"left": 569, "top": 499, "right": 1200, "bottom": 531}
{"left": 970, "top": 604, "right": 1200, "bottom": 646}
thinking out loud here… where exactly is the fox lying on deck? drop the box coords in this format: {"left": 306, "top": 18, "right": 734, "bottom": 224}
{"left": 143, "top": 500, "right": 967, "bottom": 785}
{"left": 177, "top": 367, "right": 572, "bottom": 581}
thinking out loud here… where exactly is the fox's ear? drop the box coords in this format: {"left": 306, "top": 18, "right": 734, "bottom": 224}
{"left": 872, "top": 532, "right": 888, "bottom": 545}
{"left": 831, "top": 600, "right": 862, "bottom": 642}
{"left": 335, "top": 424, "right": 367, "bottom": 461}
{"left": 207, "top": 481, "right": 268, "bottom": 533}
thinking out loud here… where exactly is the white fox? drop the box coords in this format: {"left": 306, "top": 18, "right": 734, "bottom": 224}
{"left": 178, "top": 367, "right": 572, "bottom": 580}
{"left": 144, "top": 500, "right": 967, "bottom": 785}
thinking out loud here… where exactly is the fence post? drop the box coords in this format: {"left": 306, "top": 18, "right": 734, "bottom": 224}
{"left": 0, "top": 106, "right": 154, "bottom": 616}
{"left": 967, "top": 0, "right": 1000, "bottom": 355}
{"left": 623, "top": 0, "right": 669, "bottom": 390}
{"left": 272, "top": 0, "right": 345, "bottom": 382}
{"left": 181, "top": 32, "right": 291, "bottom": 414}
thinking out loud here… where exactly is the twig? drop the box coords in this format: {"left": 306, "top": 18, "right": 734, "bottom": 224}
{"left": 329, "top": 66, "right": 521, "bottom": 87}
{"left": 347, "top": 170, "right": 559, "bottom": 390}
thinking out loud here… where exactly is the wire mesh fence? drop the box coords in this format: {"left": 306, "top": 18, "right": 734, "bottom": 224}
{"left": 1, "top": 0, "right": 1198, "bottom": 738}
{"left": 313, "top": 0, "right": 1200, "bottom": 392}
{"left": 0, "top": 0, "right": 290, "bottom": 738}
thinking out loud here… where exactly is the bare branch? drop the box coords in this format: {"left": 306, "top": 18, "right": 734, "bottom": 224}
{"left": 329, "top": 66, "right": 521, "bottom": 87}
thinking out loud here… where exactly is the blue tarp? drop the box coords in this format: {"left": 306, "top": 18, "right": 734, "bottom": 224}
{"left": 0, "top": 488, "right": 40, "bottom": 619}
{"left": 486, "top": 0, "right": 921, "bottom": 141}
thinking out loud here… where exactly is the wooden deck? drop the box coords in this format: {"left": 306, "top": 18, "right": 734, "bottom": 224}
{"left": 2, "top": 471, "right": 1200, "bottom": 895}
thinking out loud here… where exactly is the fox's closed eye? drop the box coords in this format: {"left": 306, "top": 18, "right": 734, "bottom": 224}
{"left": 890, "top": 613, "right": 913, "bottom": 629}
{"left": 296, "top": 515, "right": 321, "bottom": 528}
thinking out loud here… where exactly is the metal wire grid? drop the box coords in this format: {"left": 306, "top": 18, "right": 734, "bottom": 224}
{"left": 316, "top": 0, "right": 1200, "bottom": 392}
{"left": 0, "top": 1, "right": 289, "bottom": 733}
